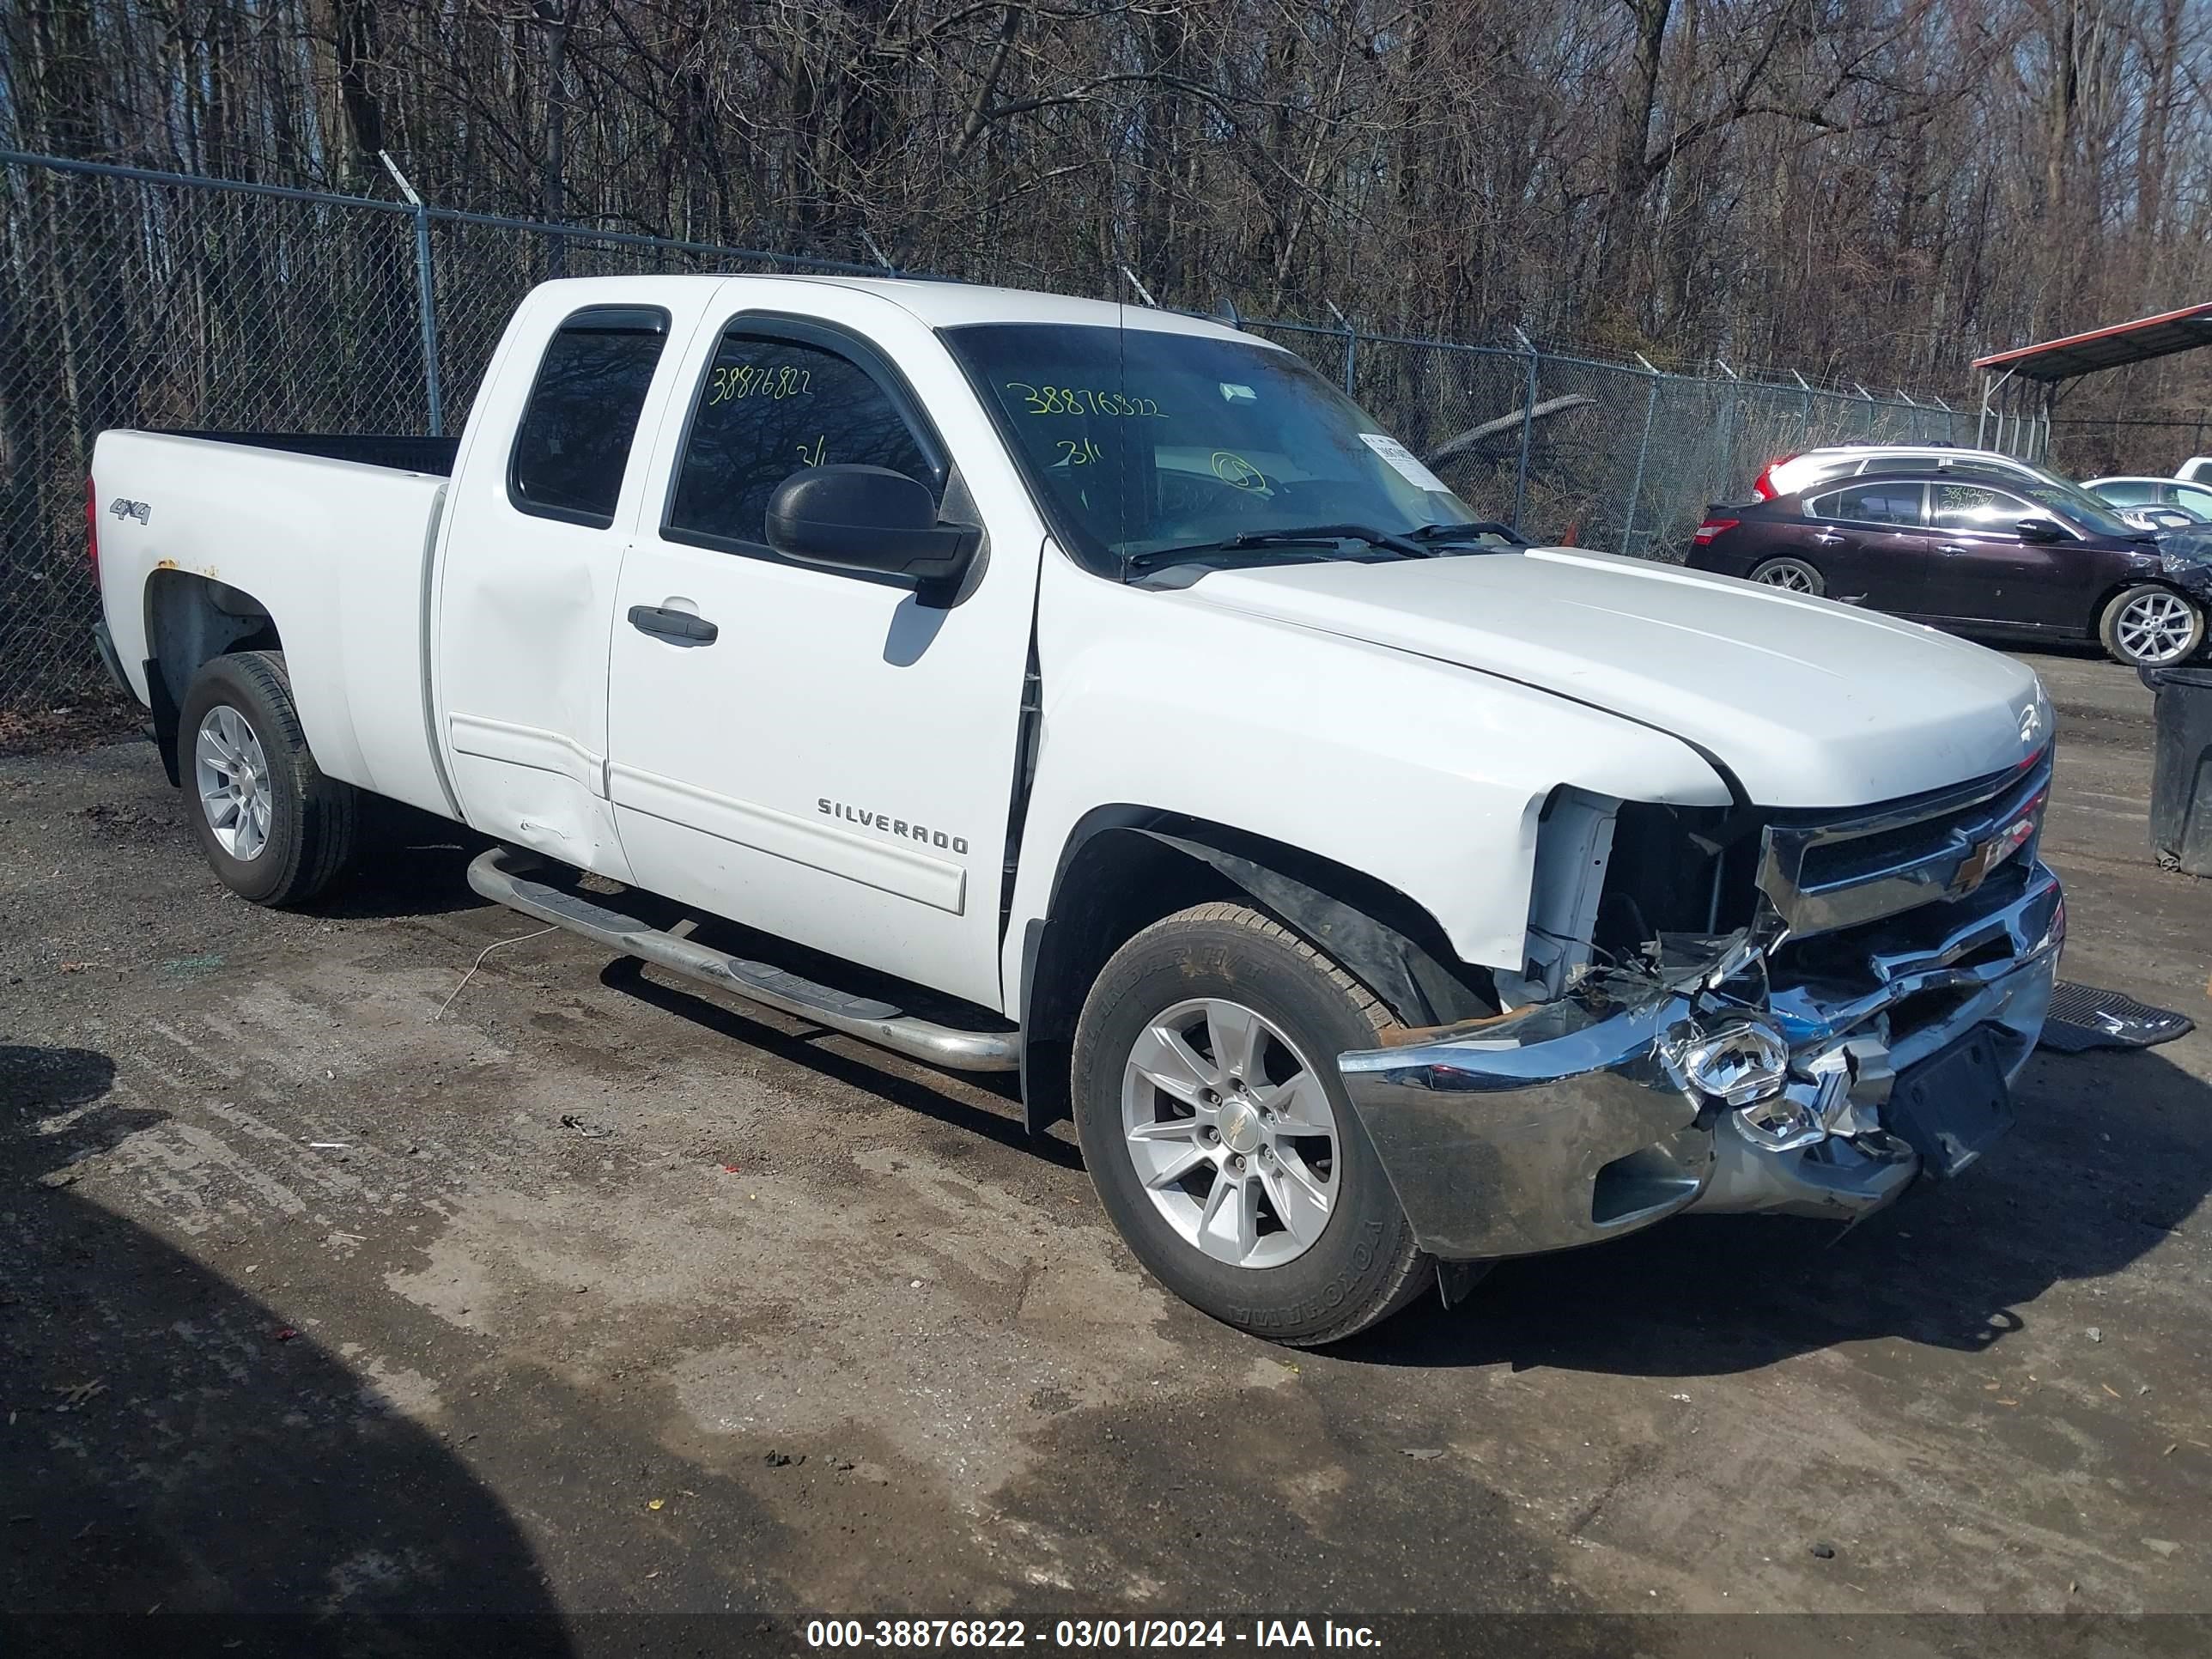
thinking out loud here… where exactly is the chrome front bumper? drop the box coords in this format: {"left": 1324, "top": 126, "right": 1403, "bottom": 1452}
{"left": 1336, "top": 862, "right": 2063, "bottom": 1261}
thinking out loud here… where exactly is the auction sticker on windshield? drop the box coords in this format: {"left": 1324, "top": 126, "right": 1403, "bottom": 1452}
{"left": 1358, "top": 433, "right": 1449, "bottom": 493}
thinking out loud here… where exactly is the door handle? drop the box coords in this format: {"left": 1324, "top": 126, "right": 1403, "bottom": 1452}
{"left": 1936, "top": 543, "right": 1970, "bottom": 556}
{"left": 1812, "top": 532, "right": 1846, "bottom": 547}
{"left": 628, "top": 605, "right": 718, "bottom": 645}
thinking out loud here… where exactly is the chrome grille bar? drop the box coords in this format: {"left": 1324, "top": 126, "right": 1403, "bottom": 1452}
{"left": 1756, "top": 747, "right": 2054, "bottom": 938}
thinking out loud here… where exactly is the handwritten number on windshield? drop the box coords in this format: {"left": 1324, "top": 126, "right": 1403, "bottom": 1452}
{"left": 1006, "top": 382, "right": 1167, "bottom": 418}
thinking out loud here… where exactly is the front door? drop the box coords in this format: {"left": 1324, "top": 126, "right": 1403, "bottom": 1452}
{"left": 1797, "top": 479, "right": 1930, "bottom": 611}
{"left": 1923, "top": 482, "right": 2081, "bottom": 629}
{"left": 604, "top": 291, "right": 1040, "bottom": 1011}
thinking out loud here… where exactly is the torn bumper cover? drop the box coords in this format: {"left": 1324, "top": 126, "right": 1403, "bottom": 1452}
{"left": 1336, "top": 861, "right": 2064, "bottom": 1261}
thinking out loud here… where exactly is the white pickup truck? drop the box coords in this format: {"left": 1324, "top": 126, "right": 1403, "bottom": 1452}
{"left": 89, "top": 276, "right": 2064, "bottom": 1344}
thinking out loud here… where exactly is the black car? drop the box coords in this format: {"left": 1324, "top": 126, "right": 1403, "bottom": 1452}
{"left": 1687, "top": 470, "right": 2212, "bottom": 668}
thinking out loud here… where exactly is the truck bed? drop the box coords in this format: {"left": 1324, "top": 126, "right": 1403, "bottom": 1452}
{"left": 91, "top": 428, "right": 458, "bottom": 820}
{"left": 161, "top": 431, "right": 459, "bottom": 477}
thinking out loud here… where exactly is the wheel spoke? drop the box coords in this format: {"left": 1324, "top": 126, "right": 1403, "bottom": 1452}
{"left": 1205, "top": 1000, "right": 1264, "bottom": 1085}
{"left": 1194, "top": 1171, "right": 1261, "bottom": 1264}
{"left": 1261, "top": 1156, "right": 1332, "bottom": 1244}
{"left": 1233, "top": 1174, "right": 1261, "bottom": 1260}
{"left": 1139, "top": 1144, "right": 1211, "bottom": 1191}
{"left": 203, "top": 791, "right": 240, "bottom": 830}
{"left": 196, "top": 728, "right": 235, "bottom": 771}
{"left": 1128, "top": 1022, "right": 1217, "bottom": 1108}
{"left": 1257, "top": 1070, "right": 1332, "bottom": 1138}
{"left": 1194, "top": 1173, "right": 1238, "bottom": 1260}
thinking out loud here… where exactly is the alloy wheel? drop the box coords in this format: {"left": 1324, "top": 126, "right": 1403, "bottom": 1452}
{"left": 194, "top": 703, "right": 274, "bottom": 861}
{"left": 2115, "top": 591, "right": 2197, "bottom": 665}
{"left": 1119, "top": 997, "right": 1340, "bottom": 1269}
{"left": 1754, "top": 561, "right": 1819, "bottom": 592}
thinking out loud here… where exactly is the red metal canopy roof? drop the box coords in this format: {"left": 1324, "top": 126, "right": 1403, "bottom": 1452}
{"left": 1974, "top": 301, "right": 2212, "bottom": 382}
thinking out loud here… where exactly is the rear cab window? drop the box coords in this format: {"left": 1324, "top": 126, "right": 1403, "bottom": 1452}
{"left": 508, "top": 306, "right": 672, "bottom": 527}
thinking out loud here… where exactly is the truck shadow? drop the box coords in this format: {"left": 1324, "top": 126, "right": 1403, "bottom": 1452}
{"left": 307, "top": 805, "right": 495, "bottom": 921}
{"left": 596, "top": 957, "right": 1079, "bottom": 1170}
{"left": 1349, "top": 1044, "right": 2212, "bottom": 1376}
{"left": 0, "top": 1045, "right": 568, "bottom": 1652}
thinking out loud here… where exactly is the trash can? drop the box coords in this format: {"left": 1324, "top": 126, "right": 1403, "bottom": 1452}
{"left": 2140, "top": 662, "right": 2212, "bottom": 876}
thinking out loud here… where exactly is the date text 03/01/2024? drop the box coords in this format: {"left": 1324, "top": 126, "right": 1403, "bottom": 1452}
{"left": 803, "top": 1619, "right": 1383, "bottom": 1650}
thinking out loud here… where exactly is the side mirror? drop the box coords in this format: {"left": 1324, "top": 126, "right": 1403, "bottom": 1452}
{"left": 2015, "top": 516, "right": 2067, "bottom": 544}
{"left": 765, "top": 465, "right": 981, "bottom": 601}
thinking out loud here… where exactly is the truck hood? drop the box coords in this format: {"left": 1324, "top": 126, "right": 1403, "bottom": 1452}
{"left": 1180, "top": 548, "right": 2047, "bottom": 808}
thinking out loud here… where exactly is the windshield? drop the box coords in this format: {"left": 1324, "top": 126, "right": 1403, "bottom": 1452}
{"left": 1945, "top": 459, "right": 2142, "bottom": 539}
{"left": 943, "top": 321, "right": 1493, "bottom": 574}
{"left": 2009, "top": 478, "right": 2140, "bottom": 540}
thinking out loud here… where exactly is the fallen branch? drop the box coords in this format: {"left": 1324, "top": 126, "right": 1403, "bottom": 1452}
{"left": 1425, "top": 393, "right": 1596, "bottom": 467}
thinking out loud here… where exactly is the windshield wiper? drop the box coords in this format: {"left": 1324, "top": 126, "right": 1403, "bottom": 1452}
{"left": 1409, "top": 520, "right": 1524, "bottom": 546}
{"left": 1125, "top": 523, "right": 1433, "bottom": 571}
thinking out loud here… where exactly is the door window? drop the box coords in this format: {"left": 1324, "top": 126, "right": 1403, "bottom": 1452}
{"left": 2172, "top": 483, "right": 2212, "bottom": 519}
{"left": 1932, "top": 482, "right": 2034, "bottom": 533}
{"left": 665, "top": 331, "right": 937, "bottom": 553}
{"left": 1808, "top": 482, "right": 1925, "bottom": 526}
{"left": 2095, "top": 479, "right": 2159, "bottom": 506}
{"left": 508, "top": 307, "right": 671, "bottom": 527}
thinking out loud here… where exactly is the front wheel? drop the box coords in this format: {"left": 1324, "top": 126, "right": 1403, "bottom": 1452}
{"left": 1748, "top": 556, "right": 1826, "bottom": 596}
{"left": 179, "top": 651, "right": 358, "bottom": 906}
{"left": 1071, "top": 902, "right": 1435, "bottom": 1346}
{"left": 2099, "top": 585, "right": 2204, "bottom": 668}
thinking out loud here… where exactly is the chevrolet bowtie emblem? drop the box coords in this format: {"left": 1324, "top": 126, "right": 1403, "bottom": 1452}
{"left": 1954, "top": 837, "right": 1999, "bottom": 895}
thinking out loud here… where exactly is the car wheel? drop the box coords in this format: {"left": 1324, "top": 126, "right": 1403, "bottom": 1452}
{"left": 179, "top": 651, "right": 359, "bottom": 906}
{"left": 1071, "top": 902, "right": 1437, "bottom": 1347}
{"left": 1748, "top": 556, "right": 1826, "bottom": 596}
{"left": 2098, "top": 585, "right": 2205, "bottom": 668}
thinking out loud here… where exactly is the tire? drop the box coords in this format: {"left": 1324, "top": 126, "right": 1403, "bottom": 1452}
{"left": 1748, "top": 556, "right": 1826, "bottom": 597}
{"left": 178, "top": 650, "right": 358, "bottom": 906}
{"left": 1071, "top": 902, "right": 1435, "bottom": 1346}
{"left": 2098, "top": 584, "right": 2205, "bottom": 669}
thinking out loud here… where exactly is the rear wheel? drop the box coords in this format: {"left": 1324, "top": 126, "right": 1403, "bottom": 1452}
{"left": 1748, "top": 556, "right": 1826, "bottom": 596}
{"left": 2099, "top": 585, "right": 2204, "bottom": 668}
{"left": 1071, "top": 902, "right": 1435, "bottom": 1346}
{"left": 179, "top": 651, "right": 358, "bottom": 906}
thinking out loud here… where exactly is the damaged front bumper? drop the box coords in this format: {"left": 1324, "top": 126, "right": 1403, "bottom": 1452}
{"left": 1336, "top": 861, "right": 2064, "bottom": 1261}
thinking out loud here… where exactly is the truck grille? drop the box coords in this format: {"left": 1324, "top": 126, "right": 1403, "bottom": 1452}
{"left": 1756, "top": 747, "right": 2053, "bottom": 939}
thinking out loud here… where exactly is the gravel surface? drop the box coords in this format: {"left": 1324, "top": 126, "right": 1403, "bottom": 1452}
{"left": 3, "top": 647, "right": 2208, "bottom": 1651}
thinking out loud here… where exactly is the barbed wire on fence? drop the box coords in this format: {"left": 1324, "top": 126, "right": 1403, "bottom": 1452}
{"left": 0, "top": 150, "right": 1973, "bottom": 717}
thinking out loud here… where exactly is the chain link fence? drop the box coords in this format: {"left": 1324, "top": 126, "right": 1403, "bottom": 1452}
{"left": 2048, "top": 414, "right": 2212, "bottom": 483}
{"left": 2, "top": 150, "right": 1970, "bottom": 726}
{"left": 1250, "top": 320, "right": 1972, "bottom": 559}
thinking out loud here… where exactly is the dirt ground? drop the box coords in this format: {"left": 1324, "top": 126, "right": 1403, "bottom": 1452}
{"left": 3, "top": 647, "right": 2209, "bottom": 1654}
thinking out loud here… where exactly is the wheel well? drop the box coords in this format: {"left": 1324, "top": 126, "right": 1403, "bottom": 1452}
{"left": 1016, "top": 807, "right": 1498, "bottom": 1132}
{"left": 143, "top": 571, "right": 282, "bottom": 783}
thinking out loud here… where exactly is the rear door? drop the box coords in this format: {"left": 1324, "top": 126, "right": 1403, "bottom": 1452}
{"left": 1923, "top": 481, "right": 2081, "bottom": 628}
{"left": 602, "top": 284, "right": 1043, "bottom": 1010}
{"left": 1798, "top": 479, "right": 1930, "bottom": 611}
{"left": 434, "top": 292, "right": 702, "bottom": 878}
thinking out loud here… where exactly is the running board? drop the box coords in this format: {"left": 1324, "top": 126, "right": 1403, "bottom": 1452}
{"left": 466, "top": 846, "right": 1019, "bottom": 1073}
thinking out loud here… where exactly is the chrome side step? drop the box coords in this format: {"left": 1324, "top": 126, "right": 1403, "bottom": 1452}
{"left": 466, "top": 846, "right": 1019, "bottom": 1073}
